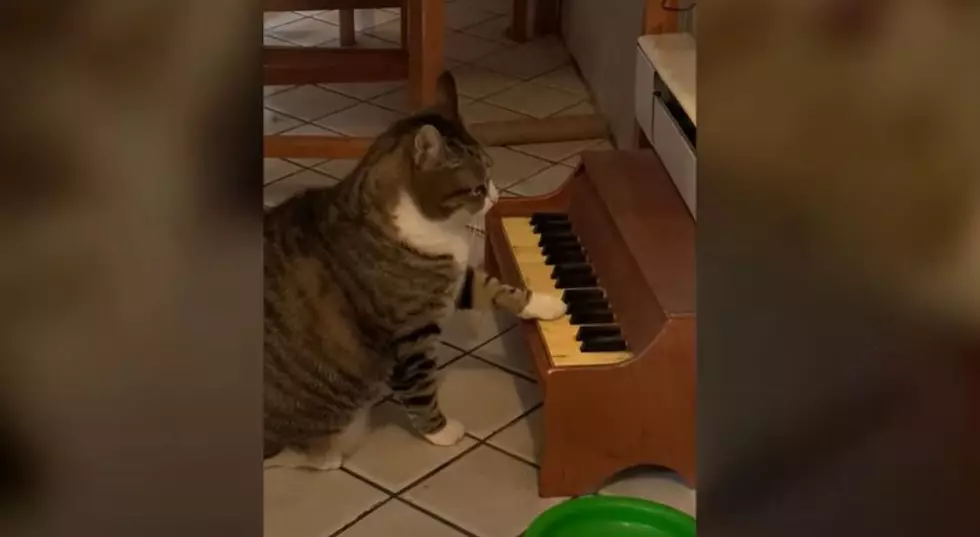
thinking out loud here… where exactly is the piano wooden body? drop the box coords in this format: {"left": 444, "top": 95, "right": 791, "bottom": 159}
{"left": 485, "top": 150, "right": 695, "bottom": 497}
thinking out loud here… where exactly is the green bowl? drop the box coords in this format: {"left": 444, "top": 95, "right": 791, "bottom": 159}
{"left": 525, "top": 496, "right": 695, "bottom": 537}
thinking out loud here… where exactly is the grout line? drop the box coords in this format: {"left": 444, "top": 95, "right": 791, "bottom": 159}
{"left": 393, "top": 497, "right": 481, "bottom": 537}
{"left": 395, "top": 439, "right": 485, "bottom": 495}
{"left": 326, "top": 495, "right": 395, "bottom": 537}
{"left": 464, "top": 351, "right": 538, "bottom": 384}
{"left": 480, "top": 437, "right": 540, "bottom": 468}
{"left": 341, "top": 466, "right": 397, "bottom": 497}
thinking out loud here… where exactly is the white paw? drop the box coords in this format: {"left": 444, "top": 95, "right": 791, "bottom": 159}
{"left": 519, "top": 293, "right": 567, "bottom": 320}
{"left": 424, "top": 418, "right": 466, "bottom": 446}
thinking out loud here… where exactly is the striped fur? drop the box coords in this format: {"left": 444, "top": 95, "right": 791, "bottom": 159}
{"left": 263, "top": 73, "right": 563, "bottom": 468}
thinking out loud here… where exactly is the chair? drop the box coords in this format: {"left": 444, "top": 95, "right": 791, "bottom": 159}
{"left": 263, "top": 0, "right": 444, "bottom": 159}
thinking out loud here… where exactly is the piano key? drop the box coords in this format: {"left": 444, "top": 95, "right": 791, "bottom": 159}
{"left": 541, "top": 242, "right": 583, "bottom": 257}
{"left": 533, "top": 220, "right": 574, "bottom": 235}
{"left": 529, "top": 212, "right": 569, "bottom": 226}
{"left": 580, "top": 337, "right": 629, "bottom": 353}
{"left": 570, "top": 311, "right": 616, "bottom": 325}
{"left": 556, "top": 274, "right": 599, "bottom": 289}
{"left": 551, "top": 263, "right": 595, "bottom": 281}
{"left": 576, "top": 325, "right": 622, "bottom": 342}
{"left": 500, "top": 216, "right": 632, "bottom": 367}
{"left": 538, "top": 233, "right": 579, "bottom": 248}
{"left": 545, "top": 250, "right": 587, "bottom": 265}
{"left": 567, "top": 299, "right": 611, "bottom": 315}
{"left": 562, "top": 288, "right": 606, "bottom": 304}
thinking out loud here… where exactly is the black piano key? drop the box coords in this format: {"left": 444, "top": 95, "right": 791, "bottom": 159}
{"left": 550, "top": 263, "right": 594, "bottom": 281}
{"left": 570, "top": 311, "right": 616, "bottom": 325}
{"left": 530, "top": 212, "right": 569, "bottom": 226}
{"left": 567, "top": 299, "right": 611, "bottom": 315}
{"left": 576, "top": 325, "right": 622, "bottom": 342}
{"left": 562, "top": 289, "right": 605, "bottom": 304}
{"left": 556, "top": 274, "right": 599, "bottom": 289}
{"left": 538, "top": 233, "right": 579, "bottom": 248}
{"left": 545, "top": 250, "right": 587, "bottom": 266}
{"left": 533, "top": 220, "right": 573, "bottom": 235}
{"left": 581, "top": 337, "right": 629, "bottom": 353}
{"left": 541, "top": 242, "right": 583, "bottom": 257}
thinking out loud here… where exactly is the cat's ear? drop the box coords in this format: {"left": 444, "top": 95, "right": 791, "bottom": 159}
{"left": 413, "top": 124, "right": 445, "bottom": 170}
{"left": 432, "top": 71, "right": 461, "bottom": 121}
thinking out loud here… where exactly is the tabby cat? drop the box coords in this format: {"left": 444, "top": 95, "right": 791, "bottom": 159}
{"left": 263, "top": 73, "right": 566, "bottom": 470}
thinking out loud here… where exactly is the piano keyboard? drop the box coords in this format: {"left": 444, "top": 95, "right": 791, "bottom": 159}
{"left": 501, "top": 214, "right": 633, "bottom": 367}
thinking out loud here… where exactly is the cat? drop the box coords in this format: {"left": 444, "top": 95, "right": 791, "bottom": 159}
{"left": 262, "top": 72, "right": 566, "bottom": 470}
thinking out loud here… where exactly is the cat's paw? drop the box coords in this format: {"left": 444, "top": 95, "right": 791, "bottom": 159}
{"left": 424, "top": 418, "right": 466, "bottom": 446}
{"left": 519, "top": 293, "right": 567, "bottom": 320}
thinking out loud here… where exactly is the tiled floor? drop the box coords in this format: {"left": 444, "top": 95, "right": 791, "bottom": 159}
{"left": 263, "top": 2, "right": 695, "bottom": 536}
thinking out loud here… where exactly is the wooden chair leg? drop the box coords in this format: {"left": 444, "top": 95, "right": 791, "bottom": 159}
{"left": 339, "top": 9, "right": 356, "bottom": 47}
{"left": 407, "top": 0, "right": 445, "bottom": 109}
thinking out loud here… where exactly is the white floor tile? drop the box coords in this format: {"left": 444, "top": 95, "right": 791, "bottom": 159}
{"left": 403, "top": 446, "right": 562, "bottom": 537}
{"left": 600, "top": 468, "right": 696, "bottom": 517}
{"left": 264, "top": 12, "right": 304, "bottom": 30}
{"left": 487, "top": 407, "right": 542, "bottom": 464}
{"left": 316, "top": 103, "right": 404, "bottom": 137}
{"left": 457, "top": 0, "right": 513, "bottom": 16}
{"left": 441, "top": 308, "right": 517, "bottom": 351}
{"left": 263, "top": 169, "right": 338, "bottom": 207}
{"left": 434, "top": 342, "right": 467, "bottom": 367}
{"left": 460, "top": 101, "right": 528, "bottom": 125}
{"left": 477, "top": 38, "right": 569, "bottom": 80}
{"left": 469, "top": 326, "right": 535, "bottom": 378}
{"left": 561, "top": 139, "right": 614, "bottom": 167}
{"left": 315, "top": 158, "right": 361, "bottom": 180}
{"left": 451, "top": 64, "right": 520, "bottom": 99}
{"left": 555, "top": 100, "right": 597, "bottom": 116}
{"left": 264, "top": 158, "right": 301, "bottom": 185}
{"left": 443, "top": 30, "right": 506, "bottom": 63}
{"left": 325, "top": 80, "right": 404, "bottom": 101}
{"left": 344, "top": 402, "right": 478, "bottom": 493}
{"left": 288, "top": 157, "right": 329, "bottom": 168}
{"left": 484, "top": 147, "right": 551, "bottom": 189}
{"left": 321, "top": 32, "right": 401, "bottom": 50}
{"left": 462, "top": 15, "right": 515, "bottom": 44}
{"left": 508, "top": 164, "right": 574, "bottom": 197}
{"left": 314, "top": 9, "right": 399, "bottom": 31}
{"left": 264, "top": 34, "right": 293, "bottom": 47}
{"left": 265, "top": 85, "right": 359, "bottom": 122}
{"left": 438, "top": 356, "right": 540, "bottom": 439}
{"left": 533, "top": 65, "right": 590, "bottom": 98}
{"left": 336, "top": 500, "right": 467, "bottom": 537}
{"left": 264, "top": 84, "right": 293, "bottom": 97}
{"left": 510, "top": 138, "right": 606, "bottom": 163}
{"left": 266, "top": 16, "right": 341, "bottom": 47}
{"left": 264, "top": 109, "right": 302, "bottom": 134}
{"left": 363, "top": 19, "right": 402, "bottom": 44}
{"left": 444, "top": 2, "right": 498, "bottom": 30}
{"left": 264, "top": 468, "right": 386, "bottom": 537}
{"left": 279, "top": 122, "right": 340, "bottom": 136}
{"left": 484, "top": 82, "right": 583, "bottom": 118}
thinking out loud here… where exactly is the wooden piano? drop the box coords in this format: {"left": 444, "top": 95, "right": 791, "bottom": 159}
{"left": 484, "top": 150, "right": 695, "bottom": 498}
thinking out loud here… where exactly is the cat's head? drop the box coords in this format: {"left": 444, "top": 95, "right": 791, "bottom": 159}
{"left": 401, "top": 72, "right": 498, "bottom": 223}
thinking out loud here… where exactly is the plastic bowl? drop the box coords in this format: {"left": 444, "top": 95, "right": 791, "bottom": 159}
{"left": 524, "top": 496, "right": 695, "bottom": 537}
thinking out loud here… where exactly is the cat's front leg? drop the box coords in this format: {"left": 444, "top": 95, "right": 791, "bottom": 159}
{"left": 389, "top": 324, "right": 466, "bottom": 446}
{"left": 456, "top": 267, "right": 566, "bottom": 320}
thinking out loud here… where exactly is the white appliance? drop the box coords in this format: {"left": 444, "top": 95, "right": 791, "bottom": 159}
{"left": 634, "top": 33, "right": 697, "bottom": 219}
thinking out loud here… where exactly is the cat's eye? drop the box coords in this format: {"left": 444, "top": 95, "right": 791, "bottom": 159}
{"left": 471, "top": 185, "right": 487, "bottom": 197}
